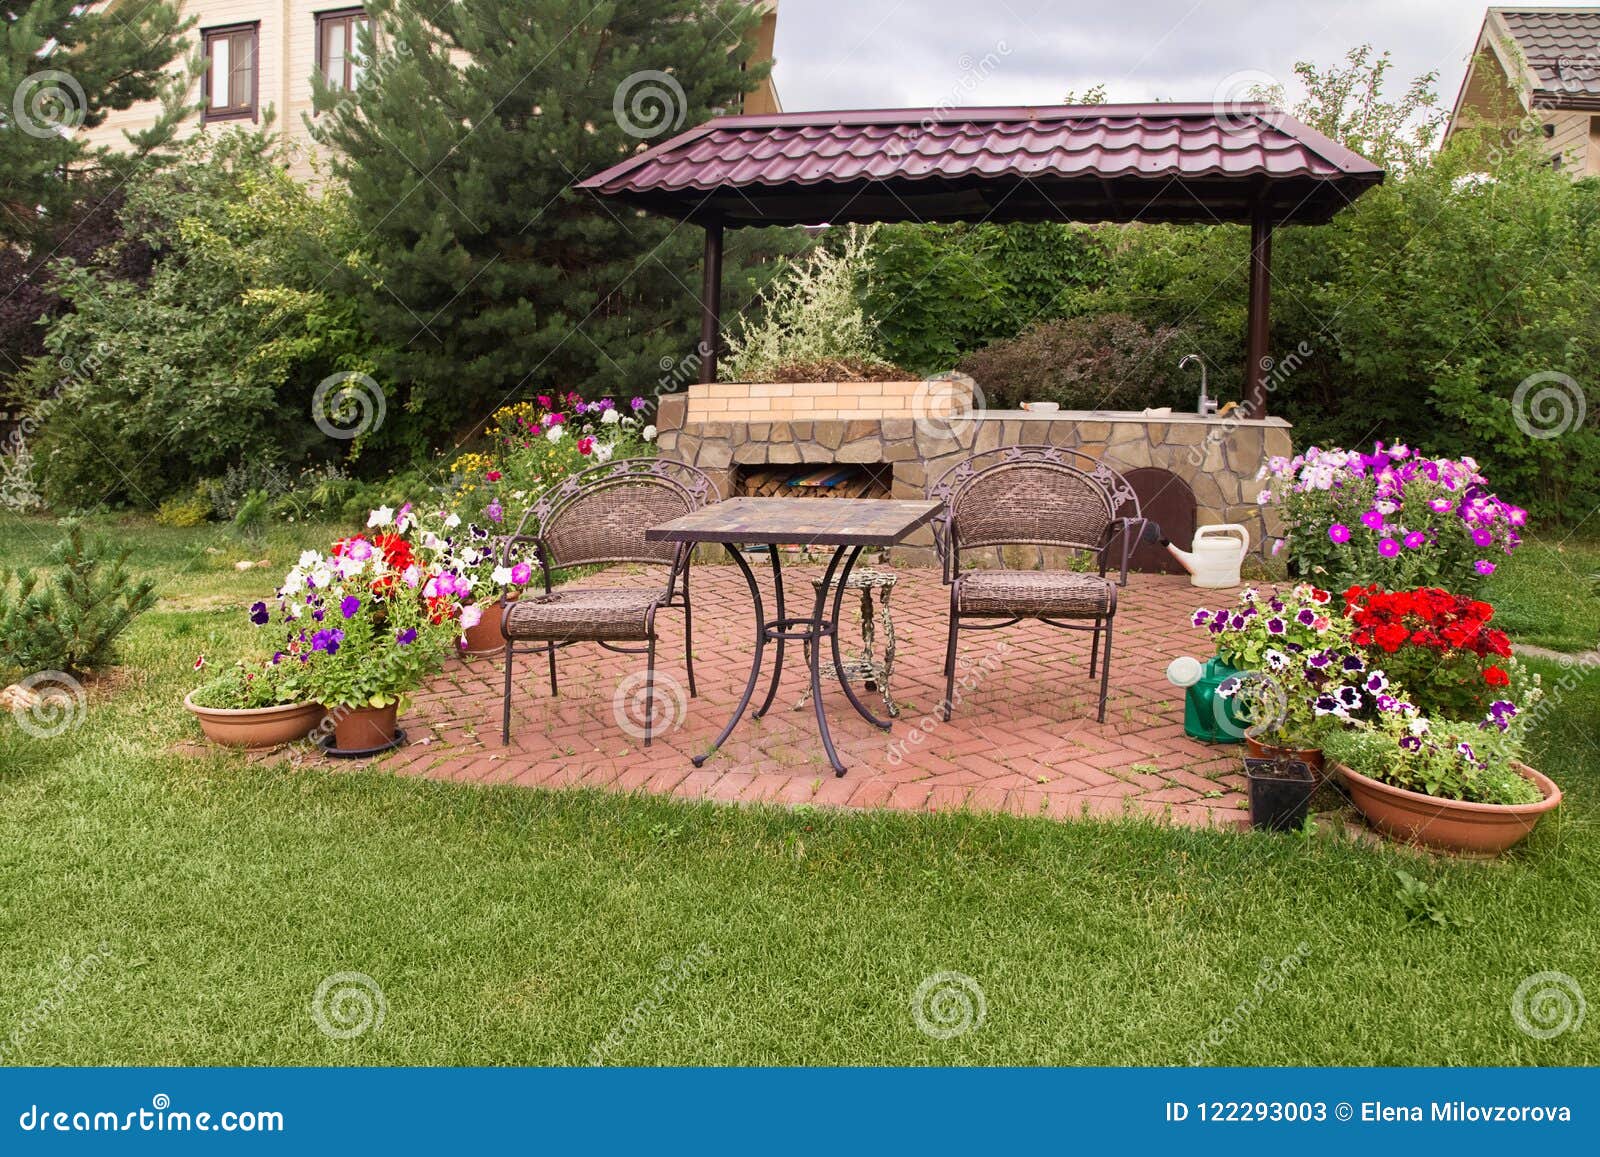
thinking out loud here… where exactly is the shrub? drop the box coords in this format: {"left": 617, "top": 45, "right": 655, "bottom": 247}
{"left": 764, "top": 357, "right": 911, "bottom": 383}
{"left": 1259, "top": 442, "right": 1525, "bottom": 594}
{"left": 21, "top": 131, "right": 389, "bottom": 510}
{"left": 723, "top": 226, "right": 887, "bottom": 381}
{"left": 0, "top": 524, "right": 158, "bottom": 675}
{"left": 154, "top": 494, "right": 212, "bottom": 527}
{"left": 956, "top": 313, "right": 1184, "bottom": 411}
{"left": 190, "top": 656, "right": 312, "bottom": 710}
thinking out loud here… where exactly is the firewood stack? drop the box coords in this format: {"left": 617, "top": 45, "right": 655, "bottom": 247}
{"left": 736, "top": 465, "right": 892, "bottom": 500}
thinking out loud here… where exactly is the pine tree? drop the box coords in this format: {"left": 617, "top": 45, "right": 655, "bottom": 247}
{"left": 1, "top": 0, "right": 195, "bottom": 253}
{"left": 311, "top": 0, "right": 774, "bottom": 435}
{"left": 0, "top": 523, "right": 158, "bottom": 675}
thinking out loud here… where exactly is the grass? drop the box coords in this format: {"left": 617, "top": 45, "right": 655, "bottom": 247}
{"left": 1484, "top": 532, "right": 1600, "bottom": 652}
{"left": 2, "top": 513, "right": 1598, "bottom": 1065}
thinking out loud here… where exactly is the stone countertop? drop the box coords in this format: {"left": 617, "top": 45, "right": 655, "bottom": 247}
{"left": 974, "top": 409, "right": 1291, "bottom": 427}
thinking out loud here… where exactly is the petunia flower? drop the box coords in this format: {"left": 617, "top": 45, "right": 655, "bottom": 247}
{"left": 341, "top": 595, "right": 361, "bottom": 619}
{"left": 1328, "top": 523, "right": 1352, "bottom": 544}
{"left": 1377, "top": 538, "right": 1400, "bottom": 558}
{"left": 249, "top": 601, "right": 269, "bottom": 625}
{"left": 1474, "top": 560, "right": 1496, "bottom": 576}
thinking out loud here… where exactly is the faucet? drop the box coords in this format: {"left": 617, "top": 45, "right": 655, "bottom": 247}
{"left": 1180, "top": 353, "right": 1218, "bottom": 417}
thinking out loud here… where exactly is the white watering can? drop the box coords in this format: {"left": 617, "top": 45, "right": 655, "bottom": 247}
{"left": 1165, "top": 524, "right": 1249, "bottom": 588}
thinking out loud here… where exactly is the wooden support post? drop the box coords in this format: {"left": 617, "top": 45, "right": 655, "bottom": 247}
{"left": 1244, "top": 201, "right": 1274, "bottom": 420}
{"left": 698, "top": 218, "right": 724, "bottom": 384}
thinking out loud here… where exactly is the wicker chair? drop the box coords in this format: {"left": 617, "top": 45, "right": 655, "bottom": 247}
{"left": 498, "top": 458, "right": 719, "bottom": 746}
{"left": 928, "top": 446, "right": 1149, "bottom": 723}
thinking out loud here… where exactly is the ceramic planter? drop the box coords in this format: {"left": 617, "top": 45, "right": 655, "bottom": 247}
{"left": 1244, "top": 756, "right": 1316, "bottom": 832}
{"left": 460, "top": 601, "right": 510, "bottom": 657}
{"left": 1335, "top": 759, "right": 1561, "bottom": 855}
{"left": 330, "top": 703, "right": 400, "bottom": 752}
{"left": 184, "top": 692, "right": 327, "bottom": 750}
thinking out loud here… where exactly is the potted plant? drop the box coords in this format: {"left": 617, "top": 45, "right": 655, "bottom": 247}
{"left": 413, "top": 512, "right": 539, "bottom": 657}
{"left": 1197, "top": 583, "right": 1385, "bottom": 771}
{"left": 1322, "top": 698, "right": 1559, "bottom": 855}
{"left": 276, "top": 509, "right": 466, "bottom": 753}
{"left": 1243, "top": 753, "right": 1317, "bottom": 832}
{"left": 185, "top": 655, "right": 326, "bottom": 749}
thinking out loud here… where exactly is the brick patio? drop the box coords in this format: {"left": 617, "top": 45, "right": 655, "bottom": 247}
{"left": 325, "top": 563, "right": 1251, "bottom": 830}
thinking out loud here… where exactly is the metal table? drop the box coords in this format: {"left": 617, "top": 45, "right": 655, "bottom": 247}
{"left": 647, "top": 497, "right": 941, "bottom": 775}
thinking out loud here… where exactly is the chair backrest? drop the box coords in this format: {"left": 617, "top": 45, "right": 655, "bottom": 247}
{"left": 531, "top": 459, "right": 719, "bottom": 570}
{"left": 928, "top": 446, "right": 1141, "bottom": 578}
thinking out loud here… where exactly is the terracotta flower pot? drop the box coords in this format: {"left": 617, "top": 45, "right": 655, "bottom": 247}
{"left": 1335, "top": 759, "right": 1561, "bottom": 855}
{"left": 184, "top": 692, "right": 327, "bottom": 750}
{"left": 461, "top": 601, "right": 509, "bottom": 657}
{"left": 1246, "top": 736, "right": 1325, "bottom": 772}
{"left": 331, "top": 703, "right": 400, "bottom": 752}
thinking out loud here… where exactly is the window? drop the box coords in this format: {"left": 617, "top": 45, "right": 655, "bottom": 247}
{"left": 202, "top": 24, "right": 258, "bottom": 122}
{"left": 316, "top": 8, "right": 371, "bottom": 92}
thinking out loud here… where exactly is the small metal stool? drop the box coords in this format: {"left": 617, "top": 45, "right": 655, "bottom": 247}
{"left": 794, "top": 568, "right": 899, "bottom": 718}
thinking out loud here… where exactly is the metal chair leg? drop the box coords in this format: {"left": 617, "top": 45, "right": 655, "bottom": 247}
{"left": 682, "top": 568, "right": 697, "bottom": 697}
{"left": 502, "top": 642, "right": 515, "bottom": 746}
{"left": 644, "top": 635, "right": 657, "bottom": 747}
{"left": 942, "top": 617, "right": 959, "bottom": 723}
{"left": 1089, "top": 622, "right": 1101, "bottom": 679}
{"left": 547, "top": 643, "right": 558, "bottom": 695}
{"left": 1097, "top": 615, "right": 1114, "bottom": 723}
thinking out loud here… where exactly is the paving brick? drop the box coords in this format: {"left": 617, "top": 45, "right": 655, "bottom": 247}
{"left": 258, "top": 567, "right": 1248, "bottom": 829}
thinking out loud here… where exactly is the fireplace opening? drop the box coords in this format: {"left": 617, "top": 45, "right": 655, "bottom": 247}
{"left": 736, "top": 463, "right": 893, "bottom": 500}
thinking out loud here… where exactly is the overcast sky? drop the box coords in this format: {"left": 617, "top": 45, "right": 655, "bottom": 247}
{"left": 770, "top": 0, "right": 1495, "bottom": 114}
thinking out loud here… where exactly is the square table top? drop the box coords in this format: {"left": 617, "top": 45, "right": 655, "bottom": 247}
{"left": 647, "top": 497, "right": 943, "bottom": 547}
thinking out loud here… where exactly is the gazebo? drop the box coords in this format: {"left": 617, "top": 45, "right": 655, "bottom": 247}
{"left": 577, "top": 101, "right": 1383, "bottom": 417}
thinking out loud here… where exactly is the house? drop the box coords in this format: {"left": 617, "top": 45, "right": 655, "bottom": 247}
{"left": 1446, "top": 7, "right": 1600, "bottom": 174}
{"left": 77, "top": 1, "right": 782, "bottom": 180}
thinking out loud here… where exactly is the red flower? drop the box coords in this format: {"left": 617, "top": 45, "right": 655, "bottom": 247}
{"left": 486, "top": 470, "right": 502, "bottom": 482}
{"left": 1484, "top": 666, "right": 1510, "bottom": 687}
{"left": 577, "top": 435, "right": 595, "bottom": 456}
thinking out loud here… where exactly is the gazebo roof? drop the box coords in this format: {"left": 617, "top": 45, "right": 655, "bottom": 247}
{"left": 577, "top": 103, "right": 1384, "bottom": 227}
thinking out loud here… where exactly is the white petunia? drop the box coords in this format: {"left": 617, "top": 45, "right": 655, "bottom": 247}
{"left": 546, "top": 425, "right": 565, "bottom": 443}
{"left": 491, "top": 565, "right": 514, "bottom": 586}
{"left": 298, "top": 550, "right": 320, "bottom": 568}
{"left": 368, "top": 505, "right": 394, "bottom": 528}
{"left": 443, "top": 513, "right": 461, "bottom": 529}
{"left": 643, "top": 424, "right": 658, "bottom": 441}
{"left": 601, "top": 408, "right": 621, "bottom": 425}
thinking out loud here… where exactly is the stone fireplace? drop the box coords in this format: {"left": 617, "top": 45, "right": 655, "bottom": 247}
{"left": 655, "top": 380, "right": 1292, "bottom": 566}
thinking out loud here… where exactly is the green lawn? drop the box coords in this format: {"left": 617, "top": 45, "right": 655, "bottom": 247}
{"left": 1484, "top": 532, "right": 1600, "bottom": 652}
{"left": 2, "top": 514, "right": 1598, "bottom": 1065}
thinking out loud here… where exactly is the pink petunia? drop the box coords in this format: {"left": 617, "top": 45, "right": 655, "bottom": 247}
{"left": 1328, "top": 523, "right": 1352, "bottom": 544}
{"left": 1377, "top": 538, "right": 1400, "bottom": 558}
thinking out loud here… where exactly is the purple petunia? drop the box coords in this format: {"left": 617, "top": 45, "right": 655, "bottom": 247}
{"left": 1307, "top": 651, "right": 1333, "bottom": 669}
{"left": 1266, "top": 617, "right": 1286, "bottom": 635}
{"left": 486, "top": 500, "right": 504, "bottom": 524}
{"left": 1376, "top": 693, "right": 1401, "bottom": 713}
{"left": 341, "top": 595, "right": 361, "bottom": 619}
{"left": 250, "top": 601, "right": 269, "bottom": 625}
{"left": 1471, "top": 527, "right": 1494, "bottom": 548}
{"left": 1337, "top": 685, "right": 1363, "bottom": 710}
{"left": 1328, "top": 523, "right": 1352, "bottom": 544}
{"left": 396, "top": 627, "right": 418, "bottom": 646}
{"left": 1403, "top": 531, "right": 1426, "bottom": 550}
{"left": 1296, "top": 608, "right": 1316, "bottom": 626}
{"left": 1191, "top": 609, "right": 1212, "bottom": 627}
{"left": 311, "top": 628, "right": 344, "bottom": 655}
{"left": 1342, "top": 654, "right": 1365, "bottom": 672}
{"left": 1365, "top": 671, "right": 1389, "bottom": 693}
{"left": 631, "top": 396, "right": 648, "bottom": 411}
{"left": 1474, "top": 560, "right": 1496, "bottom": 576}
{"left": 1399, "top": 735, "right": 1422, "bottom": 752}
{"left": 1360, "top": 510, "right": 1385, "bottom": 531}
{"left": 1377, "top": 538, "right": 1401, "bottom": 558}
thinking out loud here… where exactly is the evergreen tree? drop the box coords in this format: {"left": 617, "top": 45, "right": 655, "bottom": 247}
{"left": 1, "top": 0, "right": 195, "bottom": 253}
{"left": 312, "top": 0, "right": 773, "bottom": 433}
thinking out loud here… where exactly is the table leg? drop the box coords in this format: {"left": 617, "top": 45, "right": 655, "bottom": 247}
{"left": 808, "top": 545, "right": 852, "bottom": 776}
{"left": 828, "top": 545, "right": 894, "bottom": 730}
{"left": 752, "top": 544, "right": 787, "bottom": 719}
{"left": 692, "top": 544, "right": 767, "bottom": 768}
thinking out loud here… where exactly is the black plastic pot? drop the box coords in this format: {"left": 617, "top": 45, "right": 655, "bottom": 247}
{"left": 1244, "top": 756, "right": 1316, "bottom": 833}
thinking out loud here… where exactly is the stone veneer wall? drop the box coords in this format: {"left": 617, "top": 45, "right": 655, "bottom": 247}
{"left": 654, "top": 387, "right": 1292, "bottom": 567}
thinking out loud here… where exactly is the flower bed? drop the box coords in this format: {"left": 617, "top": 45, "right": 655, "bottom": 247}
{"left": 1257, "top": 442, "right": 1525, "bottom": 594}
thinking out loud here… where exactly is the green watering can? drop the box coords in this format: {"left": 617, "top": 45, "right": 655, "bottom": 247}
{"left": 1167, "top": 654, "right": 1250, "bottom": 744}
